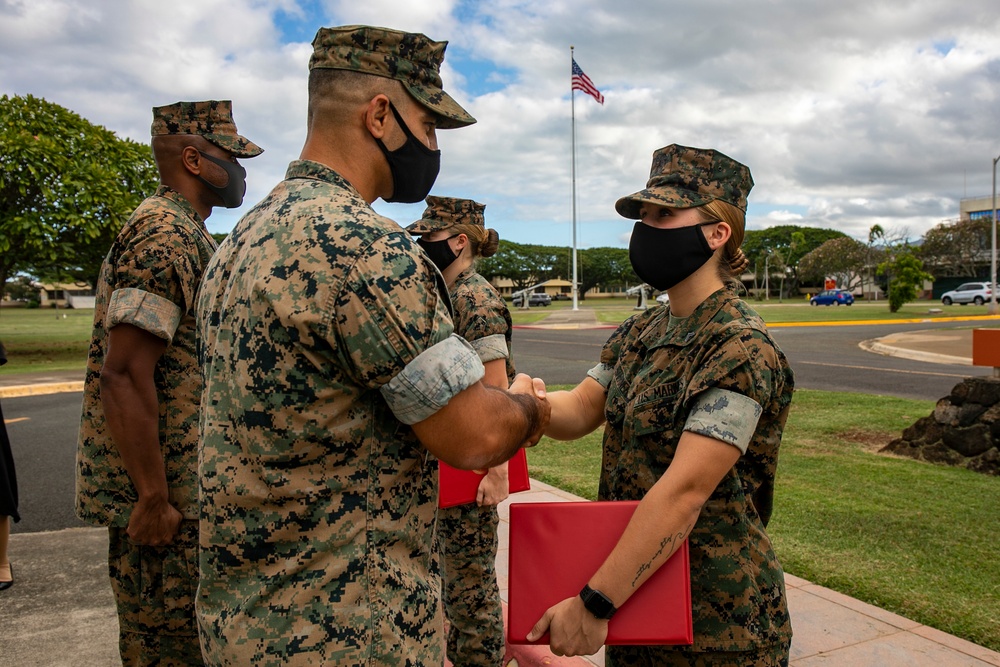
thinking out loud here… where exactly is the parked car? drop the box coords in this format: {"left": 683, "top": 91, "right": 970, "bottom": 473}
{"left": 512, "top": 292, "right": 552, "bottom": 307}
{"left": 552, "top": 292, "right": 571, "bottom": 301}
{"left": 809, "top": 289, "right": 854, "bottom": 306}
{"left": 940, "top": 282, "right": 994, "bottom": 306}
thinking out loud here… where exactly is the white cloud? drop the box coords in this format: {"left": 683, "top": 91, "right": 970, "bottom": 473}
{"left": 2, "top": 0, "right": 999, "bottom": 246}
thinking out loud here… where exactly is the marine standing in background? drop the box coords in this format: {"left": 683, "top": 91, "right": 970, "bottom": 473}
{"left": 407, "top": 196, "right": 513, "bottom": 666}
{"left": 529, "top": 145, "right": 794, "bottom": 666}
{"left": 195, "top": 26, "right": 548, "bottom": 666}
{"left": 75, "top": 101, "right": 262, "bottom": 666}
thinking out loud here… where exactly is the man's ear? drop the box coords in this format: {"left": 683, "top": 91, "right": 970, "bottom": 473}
{"left": 180, "top": 146, "right": 202, "bottom": 176}
{"left": 365, "top": 94, "right": 392, "bottom": 140}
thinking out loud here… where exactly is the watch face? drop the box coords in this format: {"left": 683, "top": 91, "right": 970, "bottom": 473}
{"left": 581, "top": 585, "right": 617, "bottom": 620}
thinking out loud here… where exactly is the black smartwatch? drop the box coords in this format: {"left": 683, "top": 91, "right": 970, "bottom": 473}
{"left": 579, "top": 584, "right": 618, "bottom": 620}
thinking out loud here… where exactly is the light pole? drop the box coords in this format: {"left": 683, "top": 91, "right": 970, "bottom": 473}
{"left": 992, "top": 155, "right": 999, "bottom": 315}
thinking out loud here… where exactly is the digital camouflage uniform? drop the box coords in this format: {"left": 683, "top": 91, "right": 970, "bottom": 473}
{"left": 75, "top": 100, "right": 260, "bottom": 667}
{"left": 75, "top": 187, "right": 216, "bottom": 666}
{"left": 409, "top": 197, "right": 514, "bottom": 666}
{"left": 196, "top": 158, "right": 488, "bottom": 666}
{"left": 587, "top": 288, "right": 794, "bottom": 667}
{"left": 195, "top": 30, "right": 475, "bottom": 666}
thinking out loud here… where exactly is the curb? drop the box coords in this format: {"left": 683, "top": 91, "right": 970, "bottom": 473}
{"left": 0, "top": 381, "right": 84, "bottom": 399}
{"left": 858, "top": 339, "right": 971, "bottom": 366}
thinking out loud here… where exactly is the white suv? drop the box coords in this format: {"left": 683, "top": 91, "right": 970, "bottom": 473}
{"left": 940, "top": 282, "right": 994, "bottom": 306}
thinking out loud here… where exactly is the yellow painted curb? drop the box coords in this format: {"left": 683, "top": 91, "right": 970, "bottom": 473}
{"left": 0, "top": 381, "right": 84, "bottom": 398}
{"left": 768, "top": 315, "right": 1000, "bottom": 328}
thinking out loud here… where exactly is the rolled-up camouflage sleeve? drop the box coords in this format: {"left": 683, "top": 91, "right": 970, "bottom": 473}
{"left": 381, "top": 334, "right": 485, "bottom": 424}
{"left": 334, "top": 233, "right": 481, "bottom": 421}
{"left": 587, "top": 315, "right": 636, "bottom": 389}
{"left": 684, "top": 387, "right": 762, "bottom": 454}
{"left": 469, "top": 333, "right": 508, "bottom": 364}
{"left": 683, "top": 326, "right": 781, "bottom": 452}
{"left": 106, "top": 288, "right": 182, "bottom": 343}
{"left": 106, "top": 221, "right": 202, "bottom": 343}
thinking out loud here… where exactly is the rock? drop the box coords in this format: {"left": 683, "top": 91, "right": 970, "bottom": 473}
{"left": 933, "top": 399, "right": 960, "bottom": 426}
{"left": 941, "top": 423, "right": 993, "bottom": 457}
{"left": 967, "top": 448, "right": 1000, "bottom": 475}
{"left": 886, "top": 377, "right": 1000, "bottom": 476}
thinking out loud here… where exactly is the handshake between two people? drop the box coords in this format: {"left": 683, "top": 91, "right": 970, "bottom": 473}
{"left": 412, "top": 372, "right": 551, "bottom": 472}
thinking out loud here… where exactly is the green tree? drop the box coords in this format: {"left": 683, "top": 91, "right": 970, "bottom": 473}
{"left": 797, "top": 236, "right": 878, "bottom": 292}
{"left": 917, "top": 217, "right": 992, "bottom": 278}
{"left": 3, "top": 275, "right": 40, "bottom": 303}
{"left": 578, "top": 247, "right": 636, "bottom": 299}
{"left": 0, "top": 94, "right": 158, "bottom": 300}
{"left": 477, "top": 241, "right": 563, "bottom": 292}
{"left": 743, "top": 225, "right": 846, "bottom": 297}
{"left": 878, "top": 251, "right": 933, "bottom": 312}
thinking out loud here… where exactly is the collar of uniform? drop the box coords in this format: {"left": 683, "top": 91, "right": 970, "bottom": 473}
{"left": 638, "top": 286, "right": 735, "bottom": 349}
{"left": 284, "top": 159, "right": 361, "bottom": 197}
{"left": 154, "top": 184, "right": 205, "bottom": 226}
{"left": 452, "top": 266, "right": 477, "bottom": 287}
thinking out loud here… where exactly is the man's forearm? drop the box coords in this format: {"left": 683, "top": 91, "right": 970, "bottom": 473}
{"left": 412, "top": 374, "right": 549, "bottom": 470}
{"left": 100, "top": 368, "right": 168, "bottom": 500}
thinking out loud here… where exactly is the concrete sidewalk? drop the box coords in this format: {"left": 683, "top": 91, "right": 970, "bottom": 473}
{"left": 3, "top": 481, "right": 999, "bottom": 667}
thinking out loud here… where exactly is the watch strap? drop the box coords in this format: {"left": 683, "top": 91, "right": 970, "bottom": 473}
{"left": 579, "top": 583, "right": 618, "bottom": 620}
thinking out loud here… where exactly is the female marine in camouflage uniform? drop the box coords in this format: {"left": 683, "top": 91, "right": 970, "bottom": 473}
{"left": 408, "top": 196, "right": 515, "bottom": 667}
{"left": 528, "top": 145, "right": 794, "bottom": 666}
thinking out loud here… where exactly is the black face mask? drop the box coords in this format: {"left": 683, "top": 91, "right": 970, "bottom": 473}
{"left": 628, "top": 221, "right": 717, "bottom": 291}
{"left": 197, "top": 151, "right": 247, "bottom": 209}
{"left": 376, "top": 102, "right": 441, "bottom": 203}
{"left": 416, "top": 235, "right": 459, "bottom": 272}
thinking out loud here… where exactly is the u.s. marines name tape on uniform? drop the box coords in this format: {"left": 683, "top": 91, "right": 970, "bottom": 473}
{"left": 587, "top": 287, "right": 794, "bottom": 665}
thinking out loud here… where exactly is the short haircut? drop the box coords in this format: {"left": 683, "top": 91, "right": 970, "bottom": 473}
{"left": 307, "top": 68, "right": 404, "bottom": 124}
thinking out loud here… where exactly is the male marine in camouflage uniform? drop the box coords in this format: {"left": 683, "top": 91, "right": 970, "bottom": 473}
{"left": 76, "top": 101, "right": 261, "bottom": 666}
{"left": 196, "top": 27, "right": 548, "bottom": 666}
{"left": 408, "top": 196, "right": 514, "bottom": 666}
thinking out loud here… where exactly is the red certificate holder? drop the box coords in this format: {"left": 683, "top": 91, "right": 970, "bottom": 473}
{"left": 507, "top": 500, "right": 693, "bottom": 646}
{"left": 438, "top": 448, "right": 530, "bottom": 509}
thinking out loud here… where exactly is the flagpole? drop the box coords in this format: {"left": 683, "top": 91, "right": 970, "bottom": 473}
{"left": 570, "top": 45, "right": 579, "bottom": 311}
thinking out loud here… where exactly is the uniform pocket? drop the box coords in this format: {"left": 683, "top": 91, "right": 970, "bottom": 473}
{"left": 629, "top": 381, "right": 682, "bottom": 438}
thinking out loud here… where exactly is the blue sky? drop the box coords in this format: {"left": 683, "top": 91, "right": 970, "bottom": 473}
{"left": 2, "top": 0, "right": 999, "bottom": 250}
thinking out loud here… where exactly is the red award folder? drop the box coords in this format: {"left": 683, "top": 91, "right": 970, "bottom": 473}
{"left": 438, "top": 448, "right": 530, "bottom": 508}
{"left": 507, "top": 500, "right": 693, "bottom": 646}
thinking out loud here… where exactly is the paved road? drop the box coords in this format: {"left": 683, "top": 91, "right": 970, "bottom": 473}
{"left": 5, "top": 320, "right": 992, "bottom": 536}
{"left": 512, "top": 320, "right": 992, "bottom": 400}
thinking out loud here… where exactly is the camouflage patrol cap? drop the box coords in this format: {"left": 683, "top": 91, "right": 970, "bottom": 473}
{"left": 150, "top": 100, "right": 263, "bottom": 158}
{"left": 615, "top": 144, "right": 753, "bottom": 219}
{"left": 406, "top": 195, "right": 485, "bottom": 234}
{"left": 309, "top": 25, "right": 476, "bottom": 130}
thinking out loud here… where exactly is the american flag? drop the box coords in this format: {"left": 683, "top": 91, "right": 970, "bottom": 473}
{"left": 571, "top": 58, "right": 604, "bottom": 105}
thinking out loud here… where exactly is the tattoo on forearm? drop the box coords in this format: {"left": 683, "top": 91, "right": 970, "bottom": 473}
{"left": 631, "top": 524, "right": 693, "bottom": 589}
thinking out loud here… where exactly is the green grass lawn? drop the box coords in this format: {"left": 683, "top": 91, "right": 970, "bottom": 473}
{"left": 594, "top": 298, "right": 1000, "bottom": 325}
{"left": 527, "top": 386, "right": 1000, "bottom": 652}
{"left": 0, "top": 307, "right": 93, "bottom": 374}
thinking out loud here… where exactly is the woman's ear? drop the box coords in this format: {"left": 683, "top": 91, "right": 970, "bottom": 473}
{"left": 706, "top": 221, "right": 732, "bottom": 251}
{"left": 452, "top": 233, "right": 470, "bottom": 254}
